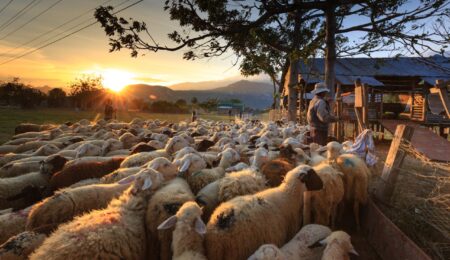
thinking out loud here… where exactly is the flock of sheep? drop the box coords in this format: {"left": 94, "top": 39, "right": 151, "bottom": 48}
{"left": 0, "top": 117, "right": 371, "bottom": 260}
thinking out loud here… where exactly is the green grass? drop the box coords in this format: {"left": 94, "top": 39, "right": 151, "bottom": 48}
{"left": 0, "top": 108, "right": 240, "bottom": 144}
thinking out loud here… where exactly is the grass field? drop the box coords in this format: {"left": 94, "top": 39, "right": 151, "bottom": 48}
{"left": 0, "top": 107, "right": 251, "bottom": 144}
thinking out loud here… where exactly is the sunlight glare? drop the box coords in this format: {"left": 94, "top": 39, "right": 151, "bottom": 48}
{"left": 101, "top": 69, "right": 135, "bottom": 92}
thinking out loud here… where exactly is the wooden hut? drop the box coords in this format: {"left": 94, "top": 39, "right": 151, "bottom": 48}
{"left": 299, "top": 56, "right": 450, "bottom": 138}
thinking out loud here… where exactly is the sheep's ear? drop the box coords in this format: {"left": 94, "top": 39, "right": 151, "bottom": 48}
{"left": 157, "top": 215, "right": 178, "bottom": 230}
{"left": 118, "top": 175, "right": 136, "bottom": 185}
{"left": 195, "top": 217, "right": 207, "bottom": 235}
{"left": 308, "top": 237, "right": 327, "bottom": 248}
{"left": 179, "top": 158, "right": 191, "bottom": 173}
{"left": 141, "top": 176, "right": 153, "bottom": 190}
{"left": 300, "top": 168, "right": 323, "bottom": 191}
{"left": 350, "top": 247, "right": 359, "bottom": 256}
{"left": 316, "top": 146, "right": 327, "bottom": 153}
{"left": 149, "top": 161, "right": 160, "bottom": 170}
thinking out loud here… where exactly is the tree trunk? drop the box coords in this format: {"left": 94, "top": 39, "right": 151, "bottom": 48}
{"left": 287, "top": 60, "right": 300, "bottom": 122}
{"left": 325, "top": 2, "right": 337, "bottom": 99}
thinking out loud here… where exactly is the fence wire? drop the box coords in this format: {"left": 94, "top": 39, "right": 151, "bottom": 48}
{"left": 373, "top": 140, "right": 450, "bottom": 260}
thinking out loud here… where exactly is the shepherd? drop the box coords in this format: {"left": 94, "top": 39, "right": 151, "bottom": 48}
{"left": 307, "top": 82, "right": 339, "bottom": 145}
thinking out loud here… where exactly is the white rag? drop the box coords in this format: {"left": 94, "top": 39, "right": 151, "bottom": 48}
{"left": 346, "top": 129, "right": 378, "bottom": 166}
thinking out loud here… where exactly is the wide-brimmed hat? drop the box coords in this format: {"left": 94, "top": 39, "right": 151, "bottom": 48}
{"left": 311, "top": 82, "right": 330, "bottom": 95}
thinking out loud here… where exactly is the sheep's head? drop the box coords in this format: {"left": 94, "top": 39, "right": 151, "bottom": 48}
{"left": 157, "top": 201, "right": 206, "bottom": 235}
{"left": 173, "top": 146, "right": 198, "bottom": 161}
{"left": 248, "top": 244, "right": 284, "bottom": 260}
{"left": 147, "top": 140, "right": 165, "bottom": 150}
{"left": 284, "top": 164, "right": 323, "bottom": 191}
{"left": 119, "top": 168, "right": 165, "bottom": 196}
{"left": 324, "top": 141, "right": 344, "bottom": 161}
{"left": 174, "top": 153, "right": 206, "bottom": 176}
{"left": 165, "top": 136, "right": 190, "bottom": 155}
{"left": 119, "top": 132, "right": 139, "bottom": 149}
{"left": 225, "top": 162, "right": 249, "bottom": 172}
{"left": 147, "top": 157, "right": 177, "bottom": 180}
{"left": 40, "top": 154, "right": 68, "bottom": 176}
{"left": 218, "top": 148, "right": 240, "bottom": 167}
{"left": 310, "top": 231, "right": 358, "bottom": 256}
{"left": 249, "top": 147, "right": 269, "bottom": 169}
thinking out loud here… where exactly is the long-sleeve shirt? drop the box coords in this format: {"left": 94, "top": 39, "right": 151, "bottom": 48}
{"left": 307, "top": 96, "right": 337, "bottom": 130}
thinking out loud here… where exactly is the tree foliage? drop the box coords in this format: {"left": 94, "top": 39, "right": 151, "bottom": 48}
{"left": 68, "top": 75, "right": 107, "bottom": 110}
{"left": 48, "top": 88, "right": 67, "bottom": 107}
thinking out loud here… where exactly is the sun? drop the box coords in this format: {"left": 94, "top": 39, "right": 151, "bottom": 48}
{"left": 101, "top": 69, "right": 135, "bottom": 92}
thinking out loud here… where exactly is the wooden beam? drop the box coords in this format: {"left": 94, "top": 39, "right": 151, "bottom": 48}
{"left": 375, "top": 124, "right": 414, "bottom": 202}
{"left": 362, "top": 83, "right": 369, "bottom": 126}
{"left": 431, "top": 80, "right": 450, "bottom": 118}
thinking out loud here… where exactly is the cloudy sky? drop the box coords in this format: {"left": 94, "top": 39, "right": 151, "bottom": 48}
{"left": 0, "top": 0, "right": 245, "bottom": 88}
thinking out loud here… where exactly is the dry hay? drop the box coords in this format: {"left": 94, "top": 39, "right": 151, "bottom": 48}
{"left": 373, "top": 140, "right": 450, "bottom": 260}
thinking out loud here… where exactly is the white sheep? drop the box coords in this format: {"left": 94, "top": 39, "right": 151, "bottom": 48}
{"left": 146, "top": 178, "right": 195, "bottom": 260}
{"left": 248, "top": 224, "right": 332, "bottom": 260}
{"left": 29, "top": 169, "right": 166, "bottom": 260}
{"left": 0, "top": 231, "right": 47, "bottom": 260}
{"left": 205, "top": 164, "right": 324, "bottom": 260}
{"left": 157, "top": 201, "right": 207, "bottom": 260}
{"left": 315, "top": 231, "right": 358, "bottom": 260}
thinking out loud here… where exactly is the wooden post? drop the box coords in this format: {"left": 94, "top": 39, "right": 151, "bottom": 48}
{"left": 430, "top": 80, "right": 450, "bottom": 118}
{"left": 362, "top": 83, "right": 369, "bottom": 127}
{"left": 335, "top": 83, "right": 343, "bottom": 141}
{"left": 375, "top": 124, "right": 415, "bottom": 202}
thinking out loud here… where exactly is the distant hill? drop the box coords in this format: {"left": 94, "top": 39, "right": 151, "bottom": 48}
{"left": 168, "top": 78, "right": 236, "bottom": 90}
{"left": 122, "top": 80, "right": 274, "bottom": 109}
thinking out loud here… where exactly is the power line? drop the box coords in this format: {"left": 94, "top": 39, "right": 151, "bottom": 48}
{"left": 0, "top": 0, "right": 66, "bottom": 41}
{"left": 0, "top": 0, "right": 16, "bottom": 16}
{"left": 0, "top": 0, "right": 144, "bottom": 66}
{"left": 0, "top": 0, "right": 43, "bottom": 33}
{"left": 0, "top": 0, "right": 115, "bottom": 58}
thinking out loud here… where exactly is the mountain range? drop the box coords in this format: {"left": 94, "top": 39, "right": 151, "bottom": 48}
{"left": 122, "top": 80, "right": 275, "bottom": 109}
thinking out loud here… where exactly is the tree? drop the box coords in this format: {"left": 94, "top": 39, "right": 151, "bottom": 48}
{"left": 175, "top": 98, "right": 188, "bottom": 107}
{"left": 229, "top": 98, "right": 242, "bottom": 104}
{"left": 95, "top": 0, "right": 449, "bottom": 121}
{"left": 190, "top": 97, "right": 198, "bottom": 105}
{"left": 0, "top": 78, "right": 46, "bottom": 108}
{"left": 199, "top": 98, "right": 219, "bottom": 112}
{"left": 48, "top": 88, "right": 66, "bottom": 107}
{"left": 68, "top": 75, "right": 106, "bottom": 110}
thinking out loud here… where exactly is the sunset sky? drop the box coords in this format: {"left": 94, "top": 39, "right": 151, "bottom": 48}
{"left": 0, "top": 0, "right": 445, "bottom": 91}
{"left": 0, "top": 0, "right": 245, "bottom": 89}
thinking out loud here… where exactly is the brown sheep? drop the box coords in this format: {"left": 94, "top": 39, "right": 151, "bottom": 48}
{"left": 49, "top": 157, "right": 124, "bottom": 190}
{"left": 260, "top": 158, "right": 294, "bottom": 187}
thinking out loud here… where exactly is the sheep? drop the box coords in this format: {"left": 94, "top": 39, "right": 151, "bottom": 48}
{"left": 105, "top": 149, "right": 131, "bottom": 157}
{"left": 184, "top": 148, "right": 240, "bottom": 194}
{"left": 0, "top": 207, "right": 32, "bottom": 245}
{"left": 26, "top": 178, "right": 135, "bottom": 235}
{"left": 0, "top": 145, "right": 18, "bottom": 154}
{"left": 49, "top": 157, "right": 124, "bottom": 190}
{"left": 14, "top": 123, "right": 54, "bottom": 135}
{"left": 130, "top": 143, "right": 157, "bottom": 154}
{"left": 225, "top": 162, "right": 249, "bottom": 172}
{"left": 196, "top": 168, "right": 267, "bottom": 222}
{"left": 74, "top": 143, "right": 102, "bottom": 158}
{"left": 249, "top": 146, "right": 269, "bottom": 169}
{"left": 334, "top": 153, "right": 369, "bottom": 230}
{"left": 309, "top": 143, "right": 326, "bottom": 166}
{"left": 14, "top": 141, "right": 62, "bottom": 154}
{"left": 145, "top": 157, "right": 178, "bottom": 180}
{"left": 100, "top": 167, "right": 142, "bottom": 184}
{"left": 0, "top": 231, "right": 47, "bottom": 260}
{"left": 303, "top": 163, "right": 344, "bottom": 228}
{"left": 39, "top": 154, "right": 68, "bottom": 177}
{"left": 0, "top": 169, "right": 54, "bottom": 210}
{"left": 248, "top": 224, "right": 332, "bottom": 260}
{"left": 120, "top": 151, "right": 160, "bottom": 168}
{"left": 148, "top": 140, "right": 165, "bottom": 149}
{"left": 260, "top": 158, "right": 295, "bottom": 187}
{"left": 175, "top": 153, "right": 208, "bottom": 177}
{"left": 0, "top": 144, "right": 60, "bottom": 167}
{"left": 205, "top": 164, "right": 324, "bottom": 260}
{"left": 100, "top": 138, "right": 123, "bottom": 156}
{"left": 29, "top": 169, "right": 166, "bottom": 260}
{"left": 146, "top": 178, "right": 195, "bottom": 260}
{"left": 119, "top": 132, "right": 139, "bottom": 149}
{"left": 311, "top": 231, "right": 358, "bottom": 260}
{"left": 157, "top": 201, "right": 207, "bottom": 260}
{"left": 0, "top": 160, "right": 41, "bottom": 178}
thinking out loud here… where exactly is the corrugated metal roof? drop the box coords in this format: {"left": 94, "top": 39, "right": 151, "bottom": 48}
{"left": 299, "top": 57, "right": 450, "bottom": 86}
